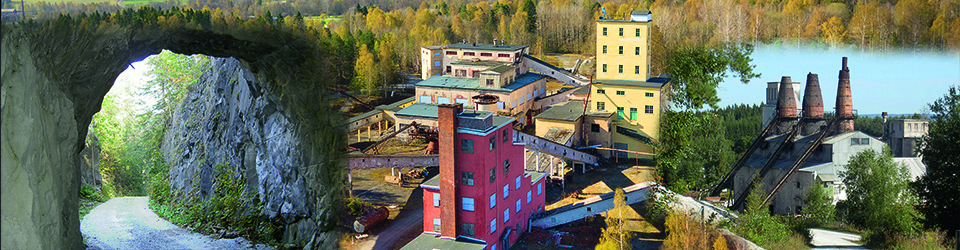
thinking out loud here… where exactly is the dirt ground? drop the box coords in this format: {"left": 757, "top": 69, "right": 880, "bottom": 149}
{"left": 341, "top": 167, "right": 437, "bottom": 250}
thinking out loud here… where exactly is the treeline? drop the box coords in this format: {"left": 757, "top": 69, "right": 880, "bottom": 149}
{"left": 714, "top": 103, "right": 763, "bottom": 154}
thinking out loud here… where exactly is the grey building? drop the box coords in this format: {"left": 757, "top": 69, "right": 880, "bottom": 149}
{"left": 884, "top": 119, "right": 928, "bottom": 157}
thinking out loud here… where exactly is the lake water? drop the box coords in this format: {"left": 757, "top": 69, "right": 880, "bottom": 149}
{"left": 717, "top": 43, "right": 960, "bottom": 115}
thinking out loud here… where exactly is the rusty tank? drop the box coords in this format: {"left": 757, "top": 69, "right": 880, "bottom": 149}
{"left": 353, "top": 206, "right": 389, "bottom": 233}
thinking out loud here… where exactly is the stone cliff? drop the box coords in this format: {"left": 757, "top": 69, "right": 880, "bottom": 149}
{"left": 162, "top": 57, "right": 320, "bottom": 244}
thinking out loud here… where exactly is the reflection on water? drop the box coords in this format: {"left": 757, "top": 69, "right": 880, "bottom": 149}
{"left": 717, "top": 42, "right": 959, "bottom": 115}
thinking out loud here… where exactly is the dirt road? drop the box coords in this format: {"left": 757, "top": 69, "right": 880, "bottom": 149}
{"left": 81, "top": 197, "right": 271, "bottom": 250}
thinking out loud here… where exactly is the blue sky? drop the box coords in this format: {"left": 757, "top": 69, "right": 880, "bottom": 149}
{"left": 717, "top": 44, "right": 960, "bottom": 115}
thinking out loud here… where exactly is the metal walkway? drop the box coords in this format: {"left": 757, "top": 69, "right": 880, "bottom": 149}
{"left": 523, "top": 55, "right": 590, "bottom": 87}
{"left": 513, "top": 131, "right": 599, "bottom": 165}
{"left": 530, "top": 182, "right": 656, "bottom": 229}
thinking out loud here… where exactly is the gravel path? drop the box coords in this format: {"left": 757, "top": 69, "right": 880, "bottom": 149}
{"left": 809, "top": 228, "right": 867, "bottom": 249}
{"left": 81, "top": 197, "right": 272, "bottom": 250}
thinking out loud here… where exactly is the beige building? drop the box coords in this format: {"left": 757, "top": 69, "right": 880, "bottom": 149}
{"left": 884, "top": 119, "right": 928, "bottom": 157}
{"left": 595, "top": 10, "right": 652, "bottom": 82}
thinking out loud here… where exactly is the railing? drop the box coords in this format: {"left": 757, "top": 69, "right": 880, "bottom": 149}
{"left": 731, "top": 118, "right": 803, "bottom": 211}
{"left": 762, "top": 118, "right": 840, "bottom": 204}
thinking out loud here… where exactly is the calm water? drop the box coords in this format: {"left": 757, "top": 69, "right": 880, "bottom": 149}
{"left": 717, "top": 43, "right": 960, "bottom": 115}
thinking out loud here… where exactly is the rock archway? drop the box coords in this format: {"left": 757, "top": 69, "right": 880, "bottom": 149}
{"left": 1, "top": 15, "right": 346, "bottom": 249}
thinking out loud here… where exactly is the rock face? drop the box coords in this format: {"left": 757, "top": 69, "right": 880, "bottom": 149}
{"left": 162, "top": 57, "right": 319, "bottom": 244}
{"left": 79, "top": 131, "right": 103, "bottom": 190}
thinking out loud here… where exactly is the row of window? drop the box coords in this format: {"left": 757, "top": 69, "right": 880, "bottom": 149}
{"left": 601, "top": 27, "right": 642, "bottom": 37}
{"left": 596, "top": 102, "right": 654, "bottom": 115}
{"left": 601, "top": 45, "right": 642, "bottom": 56}
{"left": 601, "top": 64, "right": 644, "bottom": 75}
{"left": 596, "top": 89, "right": 655, "bottom": 97}
{"left": 444, "top": 51, "right": 515, "bottom": 58}
{"left": 430, "top": 182, "right": 544, "bottom": 238}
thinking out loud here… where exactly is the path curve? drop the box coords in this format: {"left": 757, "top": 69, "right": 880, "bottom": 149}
{"left": 81, "top": 197, "right": 272, "bottom": 250}
{"left": 809, "top": 228, "right": 867, "bottom": 250}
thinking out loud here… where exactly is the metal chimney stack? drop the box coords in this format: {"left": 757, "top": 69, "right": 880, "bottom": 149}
{"left": 836, "top": 57, "right": 855, "bottom": 133}
{"left": 801, "top": 73, "right": 826, "bottom": 136}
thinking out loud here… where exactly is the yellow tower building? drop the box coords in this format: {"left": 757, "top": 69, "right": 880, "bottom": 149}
{"left": 591, "top": 10, "right": 666, "bottom": 157}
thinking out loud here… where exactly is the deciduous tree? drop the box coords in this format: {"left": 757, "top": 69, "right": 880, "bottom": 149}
{"left": 838, "top": 149, "right": 920, "bottom": 244}
{"left": 916, "top": 85, "right": 960, "bottom": 233}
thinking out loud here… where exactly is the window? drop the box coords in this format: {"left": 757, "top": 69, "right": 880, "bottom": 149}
{"left": 503, "top": 184, "right": 509, "bottom": 198}
{"left": 635, "top": 65, "right": 640, "bottom": 74}
{"left": 480, "top": 52, "right": 493, "bottom": 57}
{"left": 618, "top": 65, "right": 623, "bottom": 73}
{"left": 434, "top": 218, "right": 441, "bottom": 231}
{"left": 463, "top": 52, "right": 475, "bottom": 56}
{"left": 515, "top": 176, "right": 521, "bottom": 190}
{"left": 437, "top": 97, "right": 450, "bottom": 104}
{"left": 645, "top": 105, "right": 654, "bottom": 114}
{"left": 446, "top": 51, "right": 457, "bottom": 55}
{"left": 851, "top": 138, "right": 859, "bottom": 145}
{"left": 434, "top": 52, "right": 441, "bottom": 56}
{"left": 504, "top": 208, "right": 509, "bottom": 222}
{"left": 490, "top": 169, "right": 496, "bottom": 183}
{"left": 617, "top": 107, "right": 625, "bottom": 119}
{"left": 591, "top": 123, "right": 600, "bottom": 132}
{"left": 602, "top": 45, "right": 607, "bottom": 54}
{"left": 630, "top": 108, "right": 637, "bottom": 120}
{"left": 462, "top": 223, "right": 475, "bottom": 237}
{"left": 490, "top": 136, "right": 496, "bottom": 151}
{"left": 602, "top": 27, "right": 607, "bottom": 36}
{"left": 516, "top": 199, "right": 521, "bottom": 213}
{"left": 419, "top": 95, "right": 431, "bottom": 103}
{"left": 497, "top": 101, "right": 504, "bottom": 109}
{"left": 635, "top": 47, "right": 640, "bottom": 55}
{"left": 490, "top": 219, "right": 497, "bottom": 233}
{"left": 861, "top": 138, "right": 870, "bottom": 145}
{"left": 486, "top": 79, "right": 494, "bottom": 86}
{"left": 619, "top": 27, "right": 623, "bottom": 36}
{"left": 602, "top": 64, "right": 607, "bottom": 73}
{"left": 635, "top": 28, "right": 640, "bottom": 37}
{"left": 527, "top": 191, "right": 532, "bottom": 204}
{"left": 433, "top": 193, "right": 440, "bottom": 207}
{"left": 538, "top": 182, "right": 542, "bottom": 195}
{"left": 490, "top": 193, "right": 496, "bottom": 208}
{"left": 503, "top": 129, "right": 509, "bottom": 143}
{"left": 461, "top": 139, "right": 474, "bottom": 153}
{"left": 645, "top": 92, "right": 654, "bottom": 97}
{"left": 597, "top": 102, "right": 606, "bottom": 111}
{"left": 616, "top": 90, "right": 625, "bottom": 95}
{"left": 456, "top": 98, "right": 468, "bottom": 105}
{"left": 462, "top": 171, "right": 474, "bottom": 186}
{"left": 463, "top": 197, "right": 475, "bottom": 211}
{"left": 434, "top": 61, "right": 441, "bottom": 67}
{"left": 618, "top": 46, "right": 623, "bottom": 55}
{"left": 512, "top": 100, "right": 517, "bottom": 108}
{"left": 796, "top": 181, "right": 801, "bottom": 189}
{"left": 498, "top": 53, "right": 510, "bottom": 58}
{"left": 597, "top": 89, "right": 605, "bottom": 94}
{"left": 504, "top": 160, "right": 510, "bottom": 174}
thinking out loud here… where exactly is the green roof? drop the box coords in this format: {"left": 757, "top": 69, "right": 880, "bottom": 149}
{"left": 375, "top": 96, "right": 416, "bottom": 112}
{"left": 491, "top": 116, "right": 515, "bottom": 129}
{"left": 594, "top": 79, "right": 666, "bottom": 88}
{"left": 417, "top": 73, "right": 545, "bottom": 92}
{"left": 395, "top": 103, "right": 439, "bottom": 118}
{"left": 444, "top": 42, "right": 527, "bottom": 52}
{"left": 459, "top": 110, "right": 493, "bottom": 119}
{"left": 401, "top": 234, "right": 486, "bottom": 250}
{"left": 421, "top": 175, "right": 440, "bottom": 189}
{"left": 526, "top": 171, "right": 546, "bottom": 184}
{"left": 485, "top": 65, "right": 513, "bottom": 74}
{"left": 535, "top": 101, "right": 586, "bottom": 121}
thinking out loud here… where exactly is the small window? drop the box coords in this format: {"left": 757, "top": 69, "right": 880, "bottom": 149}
{"left": 504, "top": 160, "right": 510, "bottom": 174}
{"left": 618, "top": 46, "right": 623, "bottom": 55}
{"left": 419, "top": 95, "right": 432, "bottom": 103}
{"left": 635, "top": 47, "right": 640, "bottom": 56}
{"left": 861, "top": 138, "right": 870, "bottom": 145}
{"left": 527, "top": 191, "right": 532, "bottom": 204}
{"left": 490, "top": 168, "right": 496, "bottom": 183}
{"left": 602, "top": 45, "right": 607, "bottom": 54}
{"left": 617, "top": 107, "right": 625, "bottom": 119}
{"left": 461, "top": 139, "right": 474, "bottom": 153}
{"left": 434, "top": 61, "right": 441, "bottom": 67}
{"left": 503, "top": 129, "right": 509, "bottom": 143}
{"left": 851, "top": 138, "right": 860, "bottom": 145}
{"left": 486, "top": 79, "right": 494, "bottom": 86}
{"left": 618, "top": 65, "right": 623, "bottom": 73}
{"left": 645, "top": 105, "right": 654, "bottom": 114}
{"left": 434, "top": 218, "right": 441, "bottom": 231}
{"left": 630, "top": 108, "right": 637, "bottom": 120}
{"left": 433, "top": 193, "right": 440, "bottom": 207}
{"left": 645, "top": 92, "right": 654, "bottom": 97}
{"left": 445, "top": 51, "right": 457, "bottom": 55}
{"left": 434, "top": 52, "right": 441, "bottom": 56}
{"left": 490, "top": 193, "right": 496, "bottom": 208}
{"left": 498, "top": 53, "right": 510, "bottom": 58}
{"left": 490, "top": 136, "right": 496, "bottom": 151}
{"left": 462, "top": 223, "right": 475, "bottom": 237}
{"left": 602, "top": 64, "right": 607, "bottom": 73}
{"left": 490, "top": 219, "right": 497, "bottom": 233}
{"left": 504, "top": 208, "right": 510, "bottom": 222}
{"left": 463, "top": 197, "right": 475, "bottom": 211}
{"left": 602, "top": 27, "right": 607, "bottom": 36}
{"left": 480, "top": 52, "right": 493, "bottom": 57}
{"left": 464, "top": 52, "right": 476, "bottom": 56}
{"left": 597, "top": 89, "right": 605, "bottom": 94}
{"left": 462, "top": 171, "right": 474, "bottom": 186}
{"left": 635, "top": 28, "right": 640, "bottom": 37}
{"left": 796, "top": 181, "right": 801, "bottom": 189}
{"left": 618, "top": 27, "right": 623, "bottom": 36}
{"left": 597, "top": 102, "right": 606, "bottom": 111}
{"left": 516, "top": 199, "right": 521, "bottom": 213}
{"left": 538, "top": 182, "right": 542, "bottom": 195}
{"left": 515, "top": 176, "right": 521, "bottom": 190}
{"left": 616, "top": 90, "right": 625, "bottom": 95}
{"left": 635, "top": 65, "right": 640, "bottom": 74}
{"left": 591, "top": 123, "right": 600, "bottom": 132}
{"left": 503, "top": 184, "right": 509, "bottom": 198}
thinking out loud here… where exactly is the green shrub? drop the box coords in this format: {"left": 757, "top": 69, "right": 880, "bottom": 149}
{"left": 347, "top": 197, "right": 370, "bottom": 216}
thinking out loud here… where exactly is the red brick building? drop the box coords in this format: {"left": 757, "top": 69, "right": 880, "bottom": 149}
{"left": 403, "top": 104, "right": 547, "bottom": 250}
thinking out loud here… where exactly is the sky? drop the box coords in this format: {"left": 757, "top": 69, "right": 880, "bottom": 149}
{"left": 110, "top": 59, "right": 156, "bottom": 114}
{"left": 716, "top": 43, "right": 960, "bottom": 115}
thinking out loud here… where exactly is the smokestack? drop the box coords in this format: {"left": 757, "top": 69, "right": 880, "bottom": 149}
{"left": 882, "top": 112, "right": 888, "bottom": 123}
{"left": 802, "top": 73, "right": 823, "bottom": 119}
{"left": 437, "top": 103, "right": 463, "bottom": 239}
{"left": 777, "top": 76, "right": 798, "bottom": 119}
{"left": 836, "top": 57, "right": 854, "bottom": 132}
